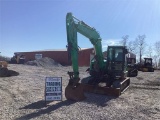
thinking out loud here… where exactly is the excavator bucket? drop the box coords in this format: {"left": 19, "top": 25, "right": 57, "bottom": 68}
{"left": 65, "top": 83, "right": 86, "bottom": 101}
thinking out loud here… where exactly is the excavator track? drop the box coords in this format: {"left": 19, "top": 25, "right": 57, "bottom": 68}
{"left": 65, "top": 77, "right": 130, "bottom": 101}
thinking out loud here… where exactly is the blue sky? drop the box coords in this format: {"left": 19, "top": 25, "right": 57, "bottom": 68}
{"left": 0, "top": 0, "right": 160, "bottom": 57}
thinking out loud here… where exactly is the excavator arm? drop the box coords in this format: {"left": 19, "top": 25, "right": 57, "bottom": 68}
{"left": 65, "top": 13, "right": 105, "bottom": 101}
{"left": 66, "top": 13, "right": 104, "bottom": 81}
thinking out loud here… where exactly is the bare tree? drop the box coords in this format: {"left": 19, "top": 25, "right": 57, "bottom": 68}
{"left": 153, "top": 55, "right": 158, "bottom": 68}
{"left": 121, "top": 35, "right": 129, "bottom": 46}
{"left": 121, "top": 35, "right": 137, "bottom": 54}
{"left": 147, "top": 45, "right": 153, "bottom": 58}
{"left": 154, "top": 41, "right": 160, "bottom": 67}
{"left": 127, "top": 40, "right": 138, "bottom": 54}
{"left": 135, "top": 35, "right": 146, "bottom": 64}
{"left": 154, "top": 41, "right": 160, "bottom": 56}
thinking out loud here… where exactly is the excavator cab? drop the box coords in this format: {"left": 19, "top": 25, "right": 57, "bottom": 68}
{"left": 105, "top": 46, "right": 130, "bottom": 91}
{"left": 88, "top": 46, "right": 128, "bottom": 85}
{"left": 107, "top": 46, "right": 128, "bottom": 78}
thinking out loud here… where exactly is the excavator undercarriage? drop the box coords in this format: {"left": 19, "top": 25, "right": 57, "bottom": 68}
{"left": 65, "top": 71, "right": 130, "bottom": 101}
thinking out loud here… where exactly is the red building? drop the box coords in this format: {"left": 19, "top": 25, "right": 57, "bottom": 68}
{"left": 14, "top": 48, "right": 94, "bottom": 66}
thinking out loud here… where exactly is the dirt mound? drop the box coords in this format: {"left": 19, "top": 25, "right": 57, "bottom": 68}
{"left": 26, "top": 57, "right": 62, "bottom": 68}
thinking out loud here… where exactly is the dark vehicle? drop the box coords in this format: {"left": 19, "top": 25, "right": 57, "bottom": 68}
{"left": 127, "top": 58, "right": 138, "bottom": 77}
{"left": 10, "top": 53, "right": 25, "bottom": 64}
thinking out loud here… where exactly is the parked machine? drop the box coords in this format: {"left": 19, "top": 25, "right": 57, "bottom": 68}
{"left": 0, "top": 60, "right": 19, "bottom": 77}
{"left": 127, "top": 57, "right": 138, "bottom": 77}
{"left": 10, "top": 53, "right": 25, "bottom": 64}
{"left": 0, "top": 61, "right": 9, "bottom": 77}
{"left": 65, "top": 13, "right": 130, "bottom": 101}
{"left": 141, "top": 58, "right": 154, "bottom": 72}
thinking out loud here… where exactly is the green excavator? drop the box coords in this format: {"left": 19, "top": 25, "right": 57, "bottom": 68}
{"left": 65, "top": 13, "right": 130, "bottom": 101}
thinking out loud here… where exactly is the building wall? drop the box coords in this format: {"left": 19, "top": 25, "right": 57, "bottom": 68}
{"left": 127, "top": 52, "right": 136, "bottom": 59}
{"left": 15, "top": 48, "right": 94, "bottom": 66}
{"left": 78, "top": 48, "right": 94, "bottom": 66}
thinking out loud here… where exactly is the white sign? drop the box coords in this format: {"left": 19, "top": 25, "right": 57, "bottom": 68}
{"left": 45, "top": 77, "right": 62, "bottom": 101}
{"left": 35, "top": 54, "right": 42, "bottom": 60}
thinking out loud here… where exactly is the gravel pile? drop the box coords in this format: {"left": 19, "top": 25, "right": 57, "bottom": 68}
{"left": 0, "top": 64, "right": 160, "bottom": 120}
{"left": 26, "top": 57, "right": 62, "bottom": 68}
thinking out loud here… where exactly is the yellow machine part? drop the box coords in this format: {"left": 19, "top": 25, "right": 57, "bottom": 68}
{"left": 0, "top": 61, "right": 8, "bottom": 68}
{"left": 142, "top": 68, "right": 148, "bottom": 72}
{"left": 0, "top": 61, "right": 19, "bottom": 77}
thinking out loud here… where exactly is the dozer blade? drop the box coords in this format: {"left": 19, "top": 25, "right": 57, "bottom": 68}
{"left": 65, "top": 83, "right": 86, "bottom": 101}
{"left": 142, "top": 67, "right": 154, "bottom": 72}
{"left": 120, "top": 77, "right": 130, "bottom": 93}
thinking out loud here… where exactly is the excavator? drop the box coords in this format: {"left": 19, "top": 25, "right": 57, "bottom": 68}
{"left": 65, "top": 13, "right": 130, "bottom": 101}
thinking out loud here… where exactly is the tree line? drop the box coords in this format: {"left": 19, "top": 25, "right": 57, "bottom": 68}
{"left": 121, "top": 35, "right": 160, "bottom": 68}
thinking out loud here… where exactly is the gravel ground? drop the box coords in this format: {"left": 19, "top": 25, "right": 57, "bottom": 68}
{"left": 0, "top": 64, "right": 160, "bottom": 120}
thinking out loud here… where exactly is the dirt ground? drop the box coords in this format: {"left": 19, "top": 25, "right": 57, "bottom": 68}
{"left": 0, "top": 64, "right": 160, "bottom": 120}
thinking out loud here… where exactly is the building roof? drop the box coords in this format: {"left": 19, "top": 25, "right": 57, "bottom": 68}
{"left": 14, "top": 48, "right": 94, "bottom": 54}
